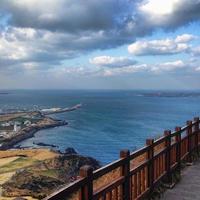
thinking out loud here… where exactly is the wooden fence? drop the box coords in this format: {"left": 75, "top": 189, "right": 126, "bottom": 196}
{"left": 45, "top": 117, "right": 200, "bottom": 200}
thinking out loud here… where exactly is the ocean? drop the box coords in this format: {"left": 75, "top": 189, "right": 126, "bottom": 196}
{"left": 0, "top": 90, "right": 200, "bottom": 165}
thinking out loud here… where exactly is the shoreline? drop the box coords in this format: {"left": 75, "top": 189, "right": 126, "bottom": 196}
{"left": 0, "top": 104, "right": 81, "bottom": 151}
{"left": 0, "top": 117, "right": 68, "bottom": 150}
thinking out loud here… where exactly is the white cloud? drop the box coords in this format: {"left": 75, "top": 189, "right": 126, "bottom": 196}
{"left": 138, "top": 0, "right": 200, "bottom": 29}
{"left": 151, "top": 60, "right": 186, "bottom": 72}
{"left": 120, "top": 60, "right": 186, "bottom": 75}
{"left": 0, "top": 27, "right": 112, "bottom": 69}
{"left": 128, "top": 34, "right": 195, "bottom": 56}
{"left": 100, "top": 60, "right": 189, "bottom": 76}
{"left": 0, "top": 0, "right": 200, "bottom": 56}
{"left": 99, "top": 60, "right": 200, "bottom": 76}
{"left": 102, "top": 64, "right": 148, "bottom": 76}
{"left": 175, "top": 34, "right": 196, "bottom": 43}
{"left": 49, "top": 66, "right": 100, "bottom": 77}
{"left": 29, "top": 59, "right": 200, "bottom": 77}
{"left": 0, "top": 0, "right": 200, "bottom": 78}
{"left": 139, "top": 0, "right": 179, "bottom": 16}
{"left": 89, "top": 55, "right": 190, "bottom": 76}
{"left": 89, "top": 56, "right": 137, "bottom": 68}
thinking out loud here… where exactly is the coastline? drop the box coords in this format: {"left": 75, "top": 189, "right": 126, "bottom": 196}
{"left": 0, "top": 104, "right": 82, "bottom": 150}
{"left": 0, "top": 117, "right": 68, "bottom": 150}
{"left": 0, "top": 106, "right": 101, "bottom": 200}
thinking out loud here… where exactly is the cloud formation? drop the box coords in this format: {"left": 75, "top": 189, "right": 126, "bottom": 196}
{"left": 98, "top": 60, "right": 189, "bottom": 77}
{"left": 0, "top": 0, "right": 200, "bottom": 84}
{"left": 89, "top": 56, "right": 197, "bottom": 76}
{"left": 0, "top": 27, "right": 69, "bottom": 70}
{"left": 0, "top": 0, "right": 200, "bottom": 61}
{"left": 1, "top": 0, "right": 200, "bottom": 33}
{"left": 128, "top": 34, "right": 195, "bottom": 56}
{"left": 0, "top": 0, "right": 130, "bottom": 32}
{"left": 151, "top": 60, "right": 187, "bottom": 72}
{"left": 138, "top": 0, "right": 200, "bottom": 30}
{"left": 89, "top": 56, "right": 137, "bottom": 68}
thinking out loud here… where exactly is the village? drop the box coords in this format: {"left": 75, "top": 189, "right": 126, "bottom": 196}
{"left": 0, "top": 112, "right": 43, "bottom": 143}
{"left": 0, "top": 105, "right": 81, "bottom": 150}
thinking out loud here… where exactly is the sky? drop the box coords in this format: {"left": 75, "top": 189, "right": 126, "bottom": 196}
{"left": 0, "top": 0, "right": 200, "bottom": 90}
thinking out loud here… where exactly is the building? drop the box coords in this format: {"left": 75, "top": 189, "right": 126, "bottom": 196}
{"left": 14, "top": 124, "right": 21, "bottom": 132}
{"left": 14, "top": 121, "right": 21, "bottom": 126}
{"left": 24, "top": 120, "right": 31, "bottom": 126}
{"left": 0, "top": 131, "right": 7, "bottom": 138}
{"left": 1, "top": 122, "right": 11, "bottom": 127}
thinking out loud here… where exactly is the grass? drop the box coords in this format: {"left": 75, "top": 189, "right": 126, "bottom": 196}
{"left": 39, "top": 169, "right": 61, "bottom": 179}
{"left": 0, "top": 157, "right": 19, "bottom": 168}
{"left": 0, "top": 157, "right": 38, "bottom": 174}
{"left": 0, "top": 172, "right": 15, "bottom": 184}
{"left": 0, "top": 149, "right": 60, "bottom": 200}
{"left": 0, "top": 149, "right": 59, "bottom": 160}
{"left": 0, "top": 196, "right": 38, "bottom": 200}
{"left": 0, "top": 149, "right": 59, "bottom": 174}
{"left": 0, "top": 113, "right": 27, "bottom": 122}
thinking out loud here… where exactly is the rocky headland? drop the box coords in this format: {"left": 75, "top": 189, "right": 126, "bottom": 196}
{"left": 0, "top": 148, "right": 100, "bottom": 200}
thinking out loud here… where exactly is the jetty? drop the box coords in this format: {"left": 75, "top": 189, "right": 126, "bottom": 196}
{"left": 45, "top": 117, "right": 200, "bottom": 200}
{"left": 40, "top": 104, "right": 82, "bottom": 115}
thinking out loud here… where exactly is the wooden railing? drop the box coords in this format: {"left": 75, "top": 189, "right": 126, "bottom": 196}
{"left": 45, "top": 117, "right": 200, "bottom": 200}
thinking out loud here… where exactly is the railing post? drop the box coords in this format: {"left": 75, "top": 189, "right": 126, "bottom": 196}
{"left": 120, "top": 149, "right": 130, "bottom": 200}
{"left": 175, "top": 127, "right": 181, "bottom": 174}
{"left": 79, "top": 165, "right": 93, "bottom": 200}
{"left": 164, "top": 130, "right": 172, "bottom": 184}
{"left": 146, "top": 139, "right": 154, "bottom": 197}
{"left": 187, "top": 120, "right": 193, "bottom": 163}
{"left": 194, "top": 117, "right": 200, "bottom": 156}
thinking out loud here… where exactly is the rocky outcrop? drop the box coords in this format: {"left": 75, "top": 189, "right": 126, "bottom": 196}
{"left": 2, "top": 171, "right": 64, "bottom": 199}
{"left": 13, "top": 198, "right": 27, "bottom": 200}
{"left": 2, "top": 148, "right": 100, "bottom": 199}
{"left": 65, "top": 147, "right": 77, "bottom": 155}
{"left": 33, "top": 142, "right": 58, "bottom": 148}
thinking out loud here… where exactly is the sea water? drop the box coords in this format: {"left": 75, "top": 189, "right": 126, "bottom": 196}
{"left": 0, "top": 90, "right": 200, "bottom": 165}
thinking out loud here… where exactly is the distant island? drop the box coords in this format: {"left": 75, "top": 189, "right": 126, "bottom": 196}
{"left": 143, "top": 91, "right": 200, "bottom": 98}
{"left": 0, "top": 92, "right": 9, "bottom": 95}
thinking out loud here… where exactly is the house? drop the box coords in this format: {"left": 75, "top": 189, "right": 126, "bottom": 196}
{"left": 0, "top": 131, "right": 7, "bottom": 138}
{"left": 1, "top": 122, "right": 11, "bottom": 127}
{"left": 14, "top": 121, "right": 21, "bottom": 126}
{"left": 24, "top": 120, "right": 31, "bottom": 126}
{"left": 14, "top": 124, "right": 21, "bottom": 132}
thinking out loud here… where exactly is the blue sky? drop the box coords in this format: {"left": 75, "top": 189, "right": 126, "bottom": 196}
{"left": 0, "top": 0, "right": 200, "bottom": 89}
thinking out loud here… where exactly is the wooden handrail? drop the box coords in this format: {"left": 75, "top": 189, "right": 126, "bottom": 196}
{"left": 93, "top": 158, "right": 124, "bottom": 179}
{"left": 45, "top": 117, "right": 200, "bottom": 200}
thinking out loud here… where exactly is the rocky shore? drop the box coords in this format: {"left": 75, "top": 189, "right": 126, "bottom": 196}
{"left": 0, "top": 104, "right": 83, "bottom": 151}
{"left": 0, "top": 114, "right": 68, "bottom": 150}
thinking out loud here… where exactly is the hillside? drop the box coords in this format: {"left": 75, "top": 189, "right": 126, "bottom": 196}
{"left": 0, "top": 148, "right": 100, "bottom": 200}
